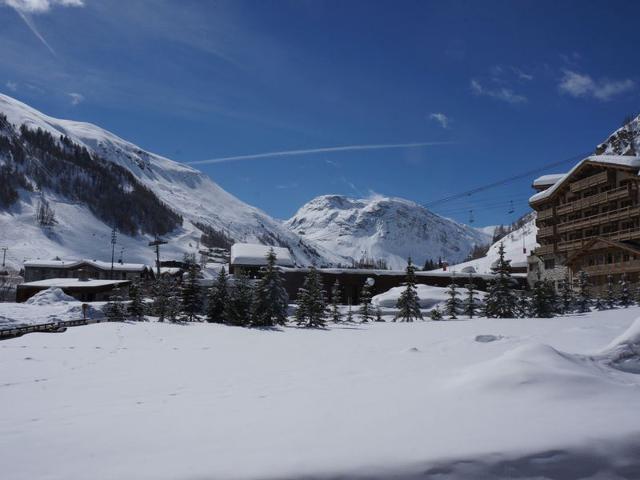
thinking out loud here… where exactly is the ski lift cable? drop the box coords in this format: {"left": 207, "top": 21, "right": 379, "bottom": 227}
{"left": 423, "top": 152, "right": 589, "bottom": 209}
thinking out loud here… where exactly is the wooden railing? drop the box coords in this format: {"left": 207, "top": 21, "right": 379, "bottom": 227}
{"left": 570, "top": 171, "right": 608, "bottom": 193}
{"left": 556, "top": 227, "right": 640, "bottom": 253}
{"left": 537, "top": 225, "right": 555, "bottom": 238}
{"left": 534, "top": 244, "right": 555, "bottom": 256}
{"left": 557, "top": 206, "right": 640, "bottom": 234}
{"left": 557, "top": 186, "right": 630, "bottom": 215}
{"left": 537, "top": 207, "right": 555, "bottom": 221}
{"left": 583, "top": 260, "right": 640, "bottom": 275}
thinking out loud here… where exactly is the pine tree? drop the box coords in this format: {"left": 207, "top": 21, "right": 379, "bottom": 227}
{"left": 180, "top": 255, "right": 202, "bottom": 322}
{"left": 463, "top": 274, "right": 478, "bottom": 318}
{"left": 225, "top": 272, "right": 253, "bottom": 327}
{"left": 516, "top": 292, "right": 530, "bottom": 318}
{"left": 375, "top": 306, "right": 384, "bottom": 322}
{"left": 152, "top": 277, "right": 172, "bottom": 322}
{"left": 619, "top": 273, "right": 632, "bottom": 308}
{"left": 166, "top": 293, "right": 181, "bottom": 323}
{"left": 530, "top": 280, "right": 555, "bottom": 318}
{"left": 430, "top": 306, "right": 443, "bottom": 320}
{"left": 329, "top": 280, "right": 342, "bottom": 323}
{"left": 558, "top": 273, "right": 574, "bottom": 314}
{"left": 358, "top": 280, "right": 374, "bottom": 323}
{"left": 295, "top": 267, "right": 327, "bottom": 328}
{"left": 104, "top": 287, "right": 126, "bottom": 321}
{"left": 206, "top": 267, "right": 229, "bottom": 323}
{"left": 251, "top": 249, "right": 289, "bottom": 327}
{"left": 483, "top": 242, "right": 517, "bottom": 318}
{"left": 394, "top": 258, "right": 423, "bottom": 322}
{"left": 346, "top": 303, "right": 354, "bottom": 323}
{"left": 605, "top": 275, "right": 617, "bottom": 309}
{"left": 444, "top": 277, "right": 461, "bottom": 319}
{"left": 595, "top": 296, "right": 606, "bottom": 311}
{"left": 127, "top": 281, "right": 145, "bottom": 321}
{"left": 576, "top": 270, "right": 591, "bottom": 313}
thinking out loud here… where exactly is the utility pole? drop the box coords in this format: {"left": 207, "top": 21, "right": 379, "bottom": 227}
{"left": 1, "top": 247, "right": 7, "bottom": 268}
{"left": 111, "top": 226, "right": 117, "bottom": 279}
{"left": 148, "top": 237, "right": 167, "bottom": 277}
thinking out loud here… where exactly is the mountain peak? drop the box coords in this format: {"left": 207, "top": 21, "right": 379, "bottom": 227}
{"left": 595, "top": 113, "right": 640, "bottom": 156}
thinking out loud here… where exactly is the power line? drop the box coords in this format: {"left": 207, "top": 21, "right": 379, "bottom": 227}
{"left": 423, "top": 152, "right": 588, "bottom": 209}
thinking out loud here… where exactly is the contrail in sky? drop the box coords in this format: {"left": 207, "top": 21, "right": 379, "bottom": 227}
{"left": 189, "top": 141, "right": 450, "bottom": 165}
{"left": 14, "top": 9, "right": 57, "bottom": 56}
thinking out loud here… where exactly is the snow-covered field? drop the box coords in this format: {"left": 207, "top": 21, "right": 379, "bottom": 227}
{"left": 2, "top": 308, "right": 640, "bottom": 479}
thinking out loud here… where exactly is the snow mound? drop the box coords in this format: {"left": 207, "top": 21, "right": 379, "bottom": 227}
{"left": 475, "top": 334, "right": 503, "bottom": 343}
{"left": 600, "top": 317, "right": 640, "bottom": 373}
{"left": 25, "top": 288, "right": 77, "bottom": 306}
{"left": 450, "top": 343, "right": 607, "bottom": 394}
{"left": 372, "top": 284, "right": 485, "bottom": 310}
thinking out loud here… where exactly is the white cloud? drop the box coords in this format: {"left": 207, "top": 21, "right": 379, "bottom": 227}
{"left": 6, "top": 81, "right": 18, "bottom": 91}
{"left": 2, "top": 0, "right": 83, "bottom": 13}
{"left": 559, "top": 70, "right": 635, "bottom": 101}
{"left": 470, "top": 79, "right": 527, "bottom": 104}
{"left": 67, "top": 92, "right": 84, "bottom": 105}
{"left": 429, "top": 112, "right": 450, "bottom": 129}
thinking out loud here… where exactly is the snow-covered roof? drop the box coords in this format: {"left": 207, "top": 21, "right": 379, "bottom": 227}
{"left": 532, "top": 173, "right": 565, "bottom": 187}
{"left": 23, "top": 259, "right": 150, "bottom": 272}
{"left": 230, "top": 244, "right": 295, "bottom": 267}
{"left": 20, "top": 278, "right": 130, "bottom": 288}
{"left": 530, "top": 155, "right": 640, "bottom": 204}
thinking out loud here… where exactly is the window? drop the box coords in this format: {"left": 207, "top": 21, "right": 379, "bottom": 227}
{"left": 544, "top": 259, "right": 555, "bottom": 270}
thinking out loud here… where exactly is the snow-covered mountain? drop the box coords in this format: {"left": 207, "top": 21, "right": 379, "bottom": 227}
{"left": 596, "top": 114, "right": 640, "bottom": 156}
{"left": 285, "top": 194, "right": 491, "bottom": 270}
{"left": 0, "top": 93, "right": 341, "bottom": 269}
{"left": 448, "top": 212, "right": 537, "bottom": 274}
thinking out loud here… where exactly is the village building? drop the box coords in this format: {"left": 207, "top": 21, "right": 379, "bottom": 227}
{"left": 229, "top": 243, "right": 295, "bottom": 277}
{"left": 23, "top": 259, "right": 153, "bottom": 283}
{"left": 528, "top": 155, "right": 640, "bottom": 291}
{"left": 16, "top": 277, "right": 131, "bottom": 303}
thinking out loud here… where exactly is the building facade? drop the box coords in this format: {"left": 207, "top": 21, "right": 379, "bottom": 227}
{"left": 23, "top": 259, "right": 153, "bottom": 283}
{"left": 529, "top": 155, "right": 640, "bottom": 291}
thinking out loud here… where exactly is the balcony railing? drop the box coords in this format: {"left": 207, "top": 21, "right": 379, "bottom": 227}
{"left": 537, "top": 207, "right": 554, "bottom": 221}
{"left": 569, "top": 171, "right": 608, "bottom": 193}
{"left": 583, "top": 260, "right": 640, "bottom": 275}
{"left": 534, "top": 244, "right": 555, "bottom": 256}
{"left": 537, "top": 225, "right": 555, "bottom": 238}
{"left": 556, "top": 186, "right": 630, "bottom": 215}
{"left": 556, "top": 227, "right": 640, "bottom": 253}
{"left": 556, "top": 206, "right": 640, "bottom": 234}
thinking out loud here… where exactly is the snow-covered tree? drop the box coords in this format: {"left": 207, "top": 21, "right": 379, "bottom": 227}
{"left": 430, "top": 306, "right": 443, "bottom": 321}
{"left": 394, "top": 258, "right": 423, "bottom": 322}
{"left": 180, "top": 255, "right": 202, "bottom": 322}
{"left": 252, "top": 249, "right": 289, "bottom": 327}
{"left": 576, "top": 270, "right": 591, "bottom": 313}
{"left": 530, "top": 280, "right": 555, "bottom": 318}
{"left": 594, "top": 296, "right": 606, "bottom": 311}
{"left": 483, "top": 242, "right": 517, "bottom": 318}
{"left": 225, "top": 272, "right": 253, "bottom": 327}
{"left": 127, "top": 281, "right": 145, "bottom": 321}
{"left": 605, "top": 274, "right": 617, "bottom": 309}
{"left": 104, "top": 287, "right": 126, "bottom": 322}
{"left": 463, "top": 274, "right": 478, "bottom": 318}
{"left": 330, "top": 280, "right": 342, "bottom": 323}
{"left": 295, "top": 267, "right": 327, "bottom": 328}
{"left": 558, "top": 273, "right": 574, "bottom": 314}
{"left": 166, "top": 293, "right": 181, "bottom": 323}
{"left": 358, "top": 280, "right": 374, "bottom": 323}
{"left": 152, "top": 277, "right": 173, "bottom": 322}
{"left": 515, "top": 292, "right": 530, "bottom": 318}
{"left": 444, "top": 278, "right": 461, "bottom": 320}
{"left": 206, "top": 267, "right": 229, "bottom": 323}
{"left": 619, "top": 274, "right": 632, "bottom": 308}
{"left": 346, "top": 303, "right": 354, "bottom": 323}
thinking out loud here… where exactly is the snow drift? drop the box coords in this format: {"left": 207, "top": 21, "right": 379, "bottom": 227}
{"left": 24, "top": 287, "right": 76, "bottom": 306}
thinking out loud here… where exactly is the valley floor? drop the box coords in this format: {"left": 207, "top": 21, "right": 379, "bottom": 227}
{"left": 2, "top": 309, "right": 640, "bottom": 479}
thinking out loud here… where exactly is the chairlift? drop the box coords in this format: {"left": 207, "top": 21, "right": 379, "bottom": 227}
{"left": 468, "top": 209, "right": 475, "bottom": 224}
{"left": 508, "top": 200, "right": 514, "bottom": 215}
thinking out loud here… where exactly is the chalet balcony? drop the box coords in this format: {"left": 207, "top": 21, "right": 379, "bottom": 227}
{"left": 537, "top": 225, "right": 555, "bottom": 238}
{"left": 569, "top": 170, "right": 608, "bottom": 193}
{"left": 534, "top": 244, "right": 555, "bottom": 256}
{"left": 556, "top": 206, "right": 640, "bottom": 234}
{"left": 557, "top": 227, "right": 640, "bottom": 253}
{"left": 556, "top": 186, "right": 630, "bottom": 215}
{"left": 537, "top": 207, "right": 555, "bottom": 221}
{"left": 583, "top": 260, "right": 640, "bottom": 276}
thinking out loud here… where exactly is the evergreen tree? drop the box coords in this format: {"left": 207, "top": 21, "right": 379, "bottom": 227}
{"left": 576, "top": 270, "right": 591, "bottom": 313}
{"left": 444, "top": 277, "right": 461, "bottom": 319}
{"left": 530, "top": 280, "right": 555, "bottom": 318}
{"left": 152, "top": 277, "right": 172, "bottom": 322}
{"left": 295, "top": 267, "right": 327, "bottom": 328}
{"left": 225, "top": 272, "right": 253, "bottom": 327}
{"left": 594, "top": 296, "right": 606, "bottom": 311}
{"left": 558, "top": 273, "right": 574, "bottom": 314}
{"left": 104, "top": 287, "right": 126, "bottom": 321}
{"left": 166, "top": 293, "right": 181, "bottom": 323}
{"left": 329, "top": 280, "right": 342, "bottom": 323}
{"left": 375, "top": 306, "right": 384, "bottom": 322}
{"left": 605, "top": 275, "right": 617, "bottom": 309}
{"left": 251, "top": 249, "right": 289, "bottom": 327}
{"left": 619, "top": 273, "right": 632, "bottom": 308}
{"left": 516, "top": 292, "right": 531, "bottom": 318}
{"left": 463, "top": 274, "right": 478, "bottom": 318}
{"left": 358, "top": 280, "right": 374, "bottom": 323}
{"left": 483, "top": 242, "right": 517, "bottom": 318}
{"left": 635, "top": 284, "right": 640, "bottom": 305}
{"left": 430, "top": 306, "right": 443, "bottom": 320}
{"left": 180, "top": 255, "right": 203, "bottom": 322}
{"left": 206, "top": 267, "right": 229, "bottom": 323}
{"left": 127, "top": 281, "right": 145, "bottom": 321}
{"left": 346, "top": 303, "right": 354, "bottom": 323}
{"left": 394, "top": 258, "right": 423, "bottom": 322}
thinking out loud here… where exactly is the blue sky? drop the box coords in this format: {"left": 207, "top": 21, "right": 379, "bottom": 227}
{"left": 1, "top": 0, "right": 638, "bottom": 227}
